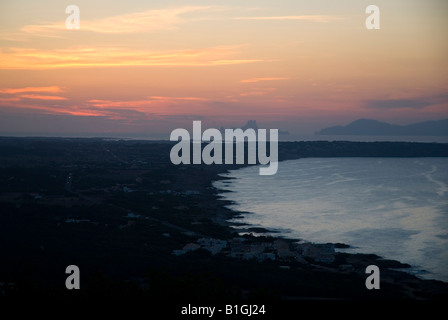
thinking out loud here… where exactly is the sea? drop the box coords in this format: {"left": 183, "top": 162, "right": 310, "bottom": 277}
{"left": 214, "top": 157, "right": 448, "bottom": 283}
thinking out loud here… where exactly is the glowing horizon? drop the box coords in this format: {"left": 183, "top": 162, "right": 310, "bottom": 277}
{"left": 0, "top": 0, "right": 447, "bottom": 135}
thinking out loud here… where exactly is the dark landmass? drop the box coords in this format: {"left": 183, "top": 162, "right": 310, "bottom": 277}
{"left": 316, "top": 119, "right": 448, "bottom": 136}
{"left": 0, "top": 137, "right": 447, "bottom": 302}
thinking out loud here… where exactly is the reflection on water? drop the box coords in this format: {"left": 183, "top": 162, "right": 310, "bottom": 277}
{"left": 214, "top": 157, "right": 448, "bottom": 282}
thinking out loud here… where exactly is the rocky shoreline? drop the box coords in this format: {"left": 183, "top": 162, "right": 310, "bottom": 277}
{"left": 192, "top": 164, "right": 448, "bottom": 299}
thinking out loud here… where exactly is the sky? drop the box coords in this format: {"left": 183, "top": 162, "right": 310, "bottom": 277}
{"left": 0, "top": 0, "right": 447, "bottom": 137}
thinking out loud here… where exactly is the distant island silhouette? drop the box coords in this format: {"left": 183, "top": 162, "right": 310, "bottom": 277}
{"left": 316, "top": 119, "right": 448, "bottom": 136}
{"left": 220, "top": 120, "right": 290, "bottom": 135}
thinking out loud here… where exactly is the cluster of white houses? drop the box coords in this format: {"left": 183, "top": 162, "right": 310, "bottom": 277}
{"left": 172, "top": 237, "right": 336, "bottom": 264}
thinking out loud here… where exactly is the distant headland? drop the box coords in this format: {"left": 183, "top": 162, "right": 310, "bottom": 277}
{"left": 316, "top": 119, "right": 448, "bottom": 136}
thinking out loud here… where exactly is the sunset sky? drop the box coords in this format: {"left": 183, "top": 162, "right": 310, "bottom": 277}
{"left": 0, "top": 0, "right": 447, "bottom": 136}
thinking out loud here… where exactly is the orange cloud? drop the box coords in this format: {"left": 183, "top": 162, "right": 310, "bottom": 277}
{"left": 87, "top": 96, "right": 210, "bottom": 114}
{"left": 87, "top": 99, "right": 152, "bottom": 109}
{"left": 149, "top": 96, "right": 209, "bottom": 101}
{"left": 19, "top": 7, "right": 340, "bottom": 37}
{"left": 240, "top": 77, "right": 289, "bottom": 83}
{"left": 22, "top": 6, "right": 215, "bottom": 35}
{"left": 0, "top": 97, "right": 21, "bottom": 103}
{"left": 239, "top": 88, "right": 277, "bottom": 96}
{"left": 234, "top": 15, "right": 341, "bottom": 23}
{"left": 0, "top": 86, "right": 64, "bottom": 94}
{"left": 0, "top": 46, "right": 263, "bottom": 69}
{"left": 0, "top": 86, "right": 67, "bottom": 102}
{"left": 0, "top": 98, "right": 119, "bottom": 118}
{"left": 82, "top": 95, "right": 228, "bottom": 120}
{"left": 1, "top": 103, "right": 70, "bottom": 114}
{"left": 19, "top": 94, "right": 67, "bottom": 101}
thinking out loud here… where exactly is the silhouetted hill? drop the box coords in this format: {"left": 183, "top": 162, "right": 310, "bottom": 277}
{"left": 241, "top": 120, "right": 258, "bottom": 131}
{"left": 218, "top": 120, "right": 289, "bottom": 135}
{"left": 220, "top": 120, "right": 258, "bottom": 133}
{"left": 316, "top": 119, "right": 448, "bottom": 136}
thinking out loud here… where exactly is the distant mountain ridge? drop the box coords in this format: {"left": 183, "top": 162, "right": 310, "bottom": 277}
{"left": 316, "top": 119, "right": 448, "bottom": 136}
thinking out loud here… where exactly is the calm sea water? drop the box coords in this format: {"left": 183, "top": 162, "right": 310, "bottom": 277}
{"left": 214, "top": 157, "right": 448, "bottom": 282}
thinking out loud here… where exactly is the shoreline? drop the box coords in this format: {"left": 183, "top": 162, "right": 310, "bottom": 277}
{"left": 202, "top": 162, "right": 448, "bottom": 298}
{"left": 211, "top": 159, "right": 448, "bottom": 283}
